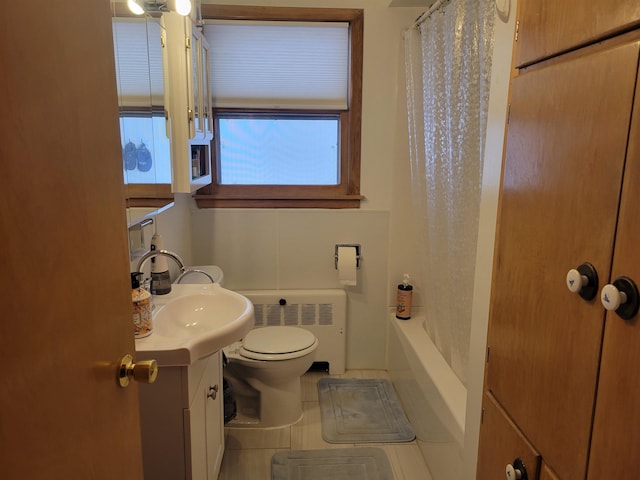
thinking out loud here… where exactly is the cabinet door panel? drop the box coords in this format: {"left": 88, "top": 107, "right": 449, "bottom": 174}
{"left": 486, "top": 40, "right": 640, "bottom": 480}
{"left": 516, "top": 0, "right": 640, "bottom": 67}
{"left": 477, "top": 392, "right": 540, "bottom": 480}
{"left": 540, "top": 463, "right": 561, "bottom": 480}
{"left": 205, "top": 353, "right": 224, "bottom": 479}
{"left": 588, "top": 66, "right": 640, "bottom": 480}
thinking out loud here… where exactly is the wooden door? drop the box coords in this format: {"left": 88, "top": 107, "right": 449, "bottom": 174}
{"left": 587, "top": 56, "right": 640, "bottom": 480}
{"left": 485, "top": 38, "right": 640, "bottom": 480}
{"left": 515, "top": 0, "right": 640, "bottom": 67}
{"left": 0, "top": 1, "right": 144, "bottom": 478}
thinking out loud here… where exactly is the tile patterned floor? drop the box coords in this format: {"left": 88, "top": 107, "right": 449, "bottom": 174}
{"left": 218, "top": 369, "right": 433, "bottom": 480}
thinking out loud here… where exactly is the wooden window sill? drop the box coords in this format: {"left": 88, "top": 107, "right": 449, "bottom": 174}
{"left": 125, "top": 183, "right": 174, "bottom": 208}
{"left": 194, "top": 194, "right": 363, "bottom": 209}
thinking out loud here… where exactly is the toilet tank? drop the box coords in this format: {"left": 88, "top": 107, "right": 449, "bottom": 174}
{"left": 238, "top": 289, "right": 347, "bottom": 374}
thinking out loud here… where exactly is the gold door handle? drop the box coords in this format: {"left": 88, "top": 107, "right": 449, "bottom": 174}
{"left": 118, "top": 354, "right": 158, "bottom": 388}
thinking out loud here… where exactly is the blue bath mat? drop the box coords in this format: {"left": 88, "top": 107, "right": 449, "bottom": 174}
{"left": 272, "top": 447, "right": 393, "bottom": 480}
{"left": 317, "top": 378, "right": 415, "bottom": 443}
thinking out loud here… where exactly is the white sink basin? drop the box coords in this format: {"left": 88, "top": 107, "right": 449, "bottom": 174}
{"left": 135, "top": 283, "right": 254, "bottom": 366}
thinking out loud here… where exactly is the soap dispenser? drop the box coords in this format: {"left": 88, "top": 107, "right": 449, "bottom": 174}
{"left": 131, "top": 272, "right": 153, "bottom": 338}
{"left": 396, "top": 274, "right": 413, "bottom": 320}
{"left": 150, "top": 232, "right": 171, "bottom": 295}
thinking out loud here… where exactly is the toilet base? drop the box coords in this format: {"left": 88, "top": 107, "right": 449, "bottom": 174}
{"left": 224, "top": 372, "right": 305, "bottom": 428}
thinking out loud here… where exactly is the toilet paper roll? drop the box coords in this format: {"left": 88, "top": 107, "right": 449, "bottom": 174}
{"left": 337, "top": 246, "right": 358, "bottom": 286}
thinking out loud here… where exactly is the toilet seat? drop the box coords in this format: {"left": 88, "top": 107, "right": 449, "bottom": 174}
{"left": 240, "top": 326, "right": 318, "bottom": 361}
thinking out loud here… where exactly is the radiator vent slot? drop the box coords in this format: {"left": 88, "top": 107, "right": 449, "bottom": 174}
{"left": 319, "top": 304, "right": 333, "bottom": 325}
{"left": 284, "top": 305, "right": 299, "bottom": 325}
{"left": 253, "top": 304, "right": 264, "bottom": 326}
{"left": 266, "top": 304, "right": 280, "bottom": 326}
{"left": 301, "top": 304, "right": 316, "bottom": 325}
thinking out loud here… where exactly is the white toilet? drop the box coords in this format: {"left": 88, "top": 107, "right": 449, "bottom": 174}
{"left": 223, "top": 326, "right": 318, "bottom": 428}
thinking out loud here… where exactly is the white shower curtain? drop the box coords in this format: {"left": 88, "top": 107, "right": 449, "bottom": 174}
{"left": 404, "top": 0, "right": 495, "bottom": 385}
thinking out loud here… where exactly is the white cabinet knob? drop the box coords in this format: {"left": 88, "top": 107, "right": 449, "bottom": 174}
{"left": 601, "top": 283, "right": 628, "bottom": 311}
{"left": 506, "top": 464, "right": 522, "bottom": 480}
{"left": 566, "top": 269, "right": 588, "bottom": 293}
{"left": 566, "top": 262, "right": 599, "bottom": 300}
{"left": 506, "top": 458, "right": 528, "bottom": 480}
{"left": 601, "top": 277, "right": 640, "bottom": 320}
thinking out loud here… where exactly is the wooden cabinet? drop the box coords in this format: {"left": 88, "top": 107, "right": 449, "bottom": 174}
{"left": 191, "top": 29, "right": 214, "bottom": 141}
{"left": 540, "top": 463, "right": 561, "bottom": 480}
{"left": 587, "top": 62, "right": 640, "bottom": 480}
{"left": 477, "top": 393, "right": 539, "bottom": 480}
{"left": 188, "top": 353, "right": 225, "bottom": 480}
{"left": 163, "top": 12, "right": 213, "bottom": 193}
{"left": 479, "top": 2, "right": 640, "bottom": 478}
{"left": 138, "top": 352, "right": 224, "bottom": 480}
{"left": 112, "top": 11, "right": 175, "bottom": 208}
{"left": 515, "top": 0, "right": 640, "bottom": 67}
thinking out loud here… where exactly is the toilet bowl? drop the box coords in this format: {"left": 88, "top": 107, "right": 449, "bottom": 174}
{"left": 223, "top": 326, "right": 318, "bottom": 428}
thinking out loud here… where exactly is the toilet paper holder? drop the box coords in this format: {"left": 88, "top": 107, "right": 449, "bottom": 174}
{"left": 334, "top": 244, "right": 362, "bottom": 269}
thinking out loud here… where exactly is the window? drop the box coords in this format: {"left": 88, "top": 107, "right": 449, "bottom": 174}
{"left": 119, "top": 109, "right": 172, "bottom": 185}
{"left": 195, "top": 6, "right": 363, "bottom": 208}
{"left": 217, "top": 113, "right": 340, "bottom": 185}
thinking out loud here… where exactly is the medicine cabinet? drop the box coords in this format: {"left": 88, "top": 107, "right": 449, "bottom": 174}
{"left": 163, "top": 11, "right": 213, "bottom": 193}
{"left": 112, "top": 5, "right": 174, "bottom": 217}
{"left": 112, "top": 3, "right": 213, "bottom": 214}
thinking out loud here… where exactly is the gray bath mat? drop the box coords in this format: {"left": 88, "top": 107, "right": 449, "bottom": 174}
{"left": 272, "top": 447, "right": 393, "bottom": 480}
{"left": 318, "top": 378, "right": 415, "bottom": 443}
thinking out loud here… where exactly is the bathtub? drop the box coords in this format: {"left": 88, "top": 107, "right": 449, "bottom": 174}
{"left": 387, "top": 308, "right": 466, "bottom": 480}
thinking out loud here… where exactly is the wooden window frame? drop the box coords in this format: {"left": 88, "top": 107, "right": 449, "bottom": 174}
{"left": 195, "top": 5, "right": 364, "bottom": 209}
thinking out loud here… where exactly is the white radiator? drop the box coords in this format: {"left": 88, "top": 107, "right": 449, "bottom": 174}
{"left": 238, "top": 289, "right": 346, "bottom": 374}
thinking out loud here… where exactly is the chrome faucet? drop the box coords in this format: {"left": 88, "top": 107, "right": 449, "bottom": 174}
{"left": 135, "top": 249, "right": 216, "bottom": 285}
{"left": 135, "top": 249, "right": 187, "bottom": 277}
{"left": 175, "top": 269, "right": 215, "bottom": 284}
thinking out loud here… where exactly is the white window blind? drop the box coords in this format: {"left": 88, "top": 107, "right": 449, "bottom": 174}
{"left": 112, "top": 19, "right": 164, "bottom": 106}
{"left": 203, "top": 21, "right": 349, "bottom": 110}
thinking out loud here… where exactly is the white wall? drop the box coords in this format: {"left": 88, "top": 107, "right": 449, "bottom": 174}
{"left": 172, "top": 0, "right": 424, "bottom": 370}
{"left": 129, "top": 194, "right": 193, "bottom": 278}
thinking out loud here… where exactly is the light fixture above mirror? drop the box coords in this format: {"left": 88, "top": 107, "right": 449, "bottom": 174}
{"left": 128, "top": 0, "right": 191, "bottom": 16}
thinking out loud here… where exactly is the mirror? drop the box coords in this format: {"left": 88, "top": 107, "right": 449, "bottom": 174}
{"left": 111, "top": 1, "right": 174, "bottom": 223}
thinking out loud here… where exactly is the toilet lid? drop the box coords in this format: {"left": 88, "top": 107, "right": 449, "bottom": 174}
{"left": 242, "top": 327, "right": 316, "bottom": 355}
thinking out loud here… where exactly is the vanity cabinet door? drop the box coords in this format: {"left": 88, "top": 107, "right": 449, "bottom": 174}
{"left": 485, "top": 38, "right": 640, "bottom": 480}
{"left": 204, "top": 353, "right": 224, "bottom": 479}
{"left": 515, "top": 0, "right": 640, "bottom": 67}
{"left": 188, "top": 352, "right": 224, "bottom": 480}
{"left": 138, "top": 353, "right": 224, "bottom": 480}
{"left": 188, "top": 365, "right": 208, "bottom": 480}
{"left": 138, "top": 367, "right": 189, "bottom": 480}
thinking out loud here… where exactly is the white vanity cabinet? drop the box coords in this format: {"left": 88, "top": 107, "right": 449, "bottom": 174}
{"left": 138, "top": 351, "right": 224, "bottom": 480}
{"left": 162, "top": 12, "right": 213, "bottom": 194}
